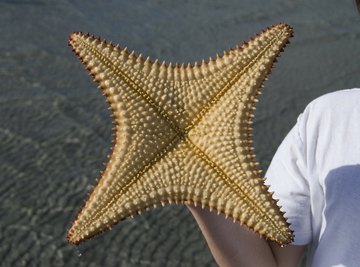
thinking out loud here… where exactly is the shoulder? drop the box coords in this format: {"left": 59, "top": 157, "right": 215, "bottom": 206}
{"left": 292, "top": 88, "right": 360, "bottom": 144}
{"left": 306, "top": 88, "right": 360, "bottom": 112}
{"left": 298, "top": 88, "right": 360, "bottom": 123}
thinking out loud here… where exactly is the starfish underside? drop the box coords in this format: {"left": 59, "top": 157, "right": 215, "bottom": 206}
{"left": 67, "top": 23, "right": 294, "bottom": 245}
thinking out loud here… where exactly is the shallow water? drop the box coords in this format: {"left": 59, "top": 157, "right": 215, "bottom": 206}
{"left": 1, "top": 1, "right": 359, "bottom": 266}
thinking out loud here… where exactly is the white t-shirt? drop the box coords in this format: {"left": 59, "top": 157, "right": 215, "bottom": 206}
{"left": 265, "top": 88, "right": 360, "bottom": 267}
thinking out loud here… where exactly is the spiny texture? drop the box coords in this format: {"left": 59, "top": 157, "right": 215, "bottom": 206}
{"left": 67, "top": 23, "right": 294, "bottom": 245}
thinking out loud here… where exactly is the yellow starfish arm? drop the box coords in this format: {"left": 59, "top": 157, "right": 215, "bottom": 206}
{"left": 67, "top": 23, "right": 294, "bottom": 246}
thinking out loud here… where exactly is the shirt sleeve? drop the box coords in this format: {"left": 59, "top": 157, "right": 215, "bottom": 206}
{"left": 265, "top": 112, "right": 312, "bottom": 245}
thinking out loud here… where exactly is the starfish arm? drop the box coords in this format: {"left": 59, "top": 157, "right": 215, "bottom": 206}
{"left": 185, "top": 23, "right": 293, "bottom": 129}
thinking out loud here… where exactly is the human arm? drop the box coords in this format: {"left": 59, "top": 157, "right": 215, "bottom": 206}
{"left": 187, "top": 204, "right": 306, "bottom": 267}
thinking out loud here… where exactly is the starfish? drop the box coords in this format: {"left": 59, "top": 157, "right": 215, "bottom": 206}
{"left": 67, "top": 23, "right": 294, "bottom": 246}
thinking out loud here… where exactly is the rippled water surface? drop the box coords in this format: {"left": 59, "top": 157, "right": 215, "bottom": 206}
{"left": 1, "top": 0, "right": 359, "bottom": 266}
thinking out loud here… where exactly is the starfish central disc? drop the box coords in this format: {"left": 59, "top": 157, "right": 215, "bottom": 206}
{"left": 67, "top": 23, "right": 294, "bottom": 246}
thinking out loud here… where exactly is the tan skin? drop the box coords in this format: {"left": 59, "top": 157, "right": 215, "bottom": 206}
{"left": 187, "top": 204, "right": 306, "bottom": 267}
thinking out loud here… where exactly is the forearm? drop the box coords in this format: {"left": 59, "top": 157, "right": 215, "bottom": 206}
{"left": 187, "top": 204, "right": 277, "bottom": 267}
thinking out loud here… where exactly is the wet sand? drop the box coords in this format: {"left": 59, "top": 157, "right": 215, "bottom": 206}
{"left": 0, "top": 0, "right": 359, "bottom": 266}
